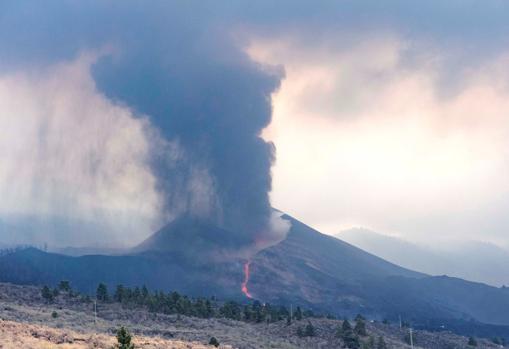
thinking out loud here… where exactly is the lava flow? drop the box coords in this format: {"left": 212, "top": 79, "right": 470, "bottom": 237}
{"left": 241, "top": 261, "right": 253, "bottom": 299}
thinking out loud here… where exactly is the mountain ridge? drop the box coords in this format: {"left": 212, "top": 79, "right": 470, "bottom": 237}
{"left": 339, "top": 228, "right": 509, "bottom": 287}
{"left": 1, "top": 213, "right": 509, "bottom": 339}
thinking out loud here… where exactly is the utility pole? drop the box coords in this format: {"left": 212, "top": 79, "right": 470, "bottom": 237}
{"left": 409, "top": 328, "right": 414, "bottom": 349}
{"left": 94, "top": 299, "right": 97, "bottom": 325}
{"left": 399, "top": 315, "right": 402, "bottom": 329}
{"left": 290, "top": 304, "right": 293, "bottom": 322}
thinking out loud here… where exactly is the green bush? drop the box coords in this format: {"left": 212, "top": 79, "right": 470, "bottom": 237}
{"left": 113, "top": 326, "right": 134, "bottom": 349}
{"left": 209, "top": 337, "right": 220, "bottom": 347}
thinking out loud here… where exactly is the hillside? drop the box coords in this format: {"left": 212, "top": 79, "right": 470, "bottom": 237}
{"left": 339, "top": 228, "right": 509, "bottom": 287}
{"left": 1, "top": 214, "right": 509, "bottom": 340}
{"left": 0, "top": 282, "right": 504, "bottom": 349}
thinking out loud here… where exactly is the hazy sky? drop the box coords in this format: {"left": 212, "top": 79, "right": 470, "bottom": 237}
{"left": 1, "top": 1, "right": 509, "bottom": 248}
{"left": 252, "top": 34, "right": 509, "bottom": 247}
{"left": 244, "top": 2, "right": 509, "bottom": 248}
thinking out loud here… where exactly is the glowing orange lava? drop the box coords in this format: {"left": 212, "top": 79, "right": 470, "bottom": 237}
{"left": 241, "top": 261, "right": 253, "bottom": 299}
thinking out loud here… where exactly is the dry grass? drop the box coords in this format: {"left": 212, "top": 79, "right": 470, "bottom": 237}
{"left": 0, "top": 283, "right": 503, "bottom": 349}
{"left": 0, "top": 319, "right": 225, "bottom": 349}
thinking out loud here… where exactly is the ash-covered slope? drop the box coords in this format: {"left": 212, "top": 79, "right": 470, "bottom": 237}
{"left": 248, "top": 215, "right": 422, "bottom": 307}
{"left": 0, "top": 216, "right": 249, "bottom": 298}
{"left": 1, "top": 213, "right": 509, "bottom": 334}
{"left": 248, "top": 216, "right": 509, "bottom": 326}
{"left": 132, "top": 215, "right": 253, "bottom": 261}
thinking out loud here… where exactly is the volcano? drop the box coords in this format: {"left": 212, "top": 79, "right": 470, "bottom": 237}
{"left": 132, "top": 215, "right": 254, "bottom": 262}
{"left": 1, "top": 213, "right": 509, "bottom": 336}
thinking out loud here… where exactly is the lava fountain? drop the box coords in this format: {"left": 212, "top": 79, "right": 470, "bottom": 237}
{"left": 241, "top": 261, "right": 253, "bottom": 299}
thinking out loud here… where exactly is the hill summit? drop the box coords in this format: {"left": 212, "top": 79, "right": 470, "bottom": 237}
{"left": 132, "top": 215, "right": 253, "bottom": 261}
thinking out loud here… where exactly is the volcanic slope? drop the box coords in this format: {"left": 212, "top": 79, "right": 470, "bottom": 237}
{"left": 248, "top": 216, "right": 509, "bottom": 327}
{"left": 1, "top": 214, "right": 509, "bottom": 336}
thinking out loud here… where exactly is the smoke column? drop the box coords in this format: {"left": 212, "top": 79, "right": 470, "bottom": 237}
{"left": 0, "top": 1, "right": 288, "bottom": 242}
{"left": 92, "top": 25, "right": 281, "bottom": 237}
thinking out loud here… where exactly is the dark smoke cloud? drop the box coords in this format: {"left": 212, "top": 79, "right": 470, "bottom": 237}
{"left": 2, "top": 0, "right": 509, "bottom": 242}
{"left": 91, "top": 21, "right": 282, "bottom": 235}
{"left": 0, "top": 1, "right": 282, "bottom": 237}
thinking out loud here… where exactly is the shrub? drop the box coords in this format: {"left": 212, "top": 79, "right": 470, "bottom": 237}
{"left": 58, "top": 280, "right": 71, "bottom": 292}
{"left": 41, "top": 285, "right": 53, "bottom": 302}
{"left": 113, "top": 326, "right": 134, "bottom": 349}
{"left": 297, "top": 326, "right": 304, "bottom": 337}
{"left": 209, "top": 337, "right": 220, "bottom": 347}
{"left": 304, "top": 321, "right": 316, "bottom": 337}
{"left": 468, "top": 336, "right": 477, "bottom": 347}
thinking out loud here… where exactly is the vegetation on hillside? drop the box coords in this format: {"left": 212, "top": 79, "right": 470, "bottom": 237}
{"left": 36, "top": 281, "right": 507, "bottom": 348}
{"left": 42, "top": 281, "right": 320, "bottom": 325}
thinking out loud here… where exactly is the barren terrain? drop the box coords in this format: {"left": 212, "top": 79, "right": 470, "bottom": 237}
{"left": 0, "top": 283, "right": 502, "bottom": 348}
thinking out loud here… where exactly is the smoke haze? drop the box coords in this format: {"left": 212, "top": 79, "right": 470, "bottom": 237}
{"left": 2, "top": 1, "right": 509, "bottom": 255}
{"left": 0, "top": 1, "right": 287, "bottom": 246}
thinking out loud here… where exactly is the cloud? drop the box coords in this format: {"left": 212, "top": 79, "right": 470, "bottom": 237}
{"left": 2, "top": 0, "right": 509, "bottom": 249}
{"left": 250, "top": 35, "right": 509, "bottom": 247}
{"left": 0, "top": 1, "right": 288, "bottom": 246}
{"left": 0, "top": 55, "right": 166, "bottom": 247}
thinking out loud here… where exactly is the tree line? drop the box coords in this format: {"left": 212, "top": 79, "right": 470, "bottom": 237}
{"left": 42, "top": 281, "right": 315, "bottom": 324}
{"left": 41, "top": 280, "right": 392, "bottom": 348}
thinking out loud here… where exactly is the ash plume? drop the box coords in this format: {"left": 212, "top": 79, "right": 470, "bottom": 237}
{"left": 0, "top": 1, "right": 288, "bottom": 244}
{"left": 92, "top": 29, "right": 282, "bottom": 237}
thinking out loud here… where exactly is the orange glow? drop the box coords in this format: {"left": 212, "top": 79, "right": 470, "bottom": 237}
{"left": 241, "top": 261, "right": 253, "bottom": 299}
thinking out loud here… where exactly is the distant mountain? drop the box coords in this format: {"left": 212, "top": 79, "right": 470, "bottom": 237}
{"left": 338, "top": 228, "right": 509, "bottom": 287}
{"left": 1, "top": 213, "right": 509, "bottom": 340}
{"left": 49, "top": 246, "right": 127, "bottom": 257}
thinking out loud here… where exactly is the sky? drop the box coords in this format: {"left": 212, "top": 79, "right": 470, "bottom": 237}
{"left": 1, "top": 1, "right": 509, "bottom": 250}
{"left": 246, "top": 1, "right": 509, "bottom": 248}
{"left": 253, "top": 33, "right": 509, "bottom": 248}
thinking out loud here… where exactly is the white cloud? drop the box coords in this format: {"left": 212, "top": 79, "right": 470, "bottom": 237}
{"left": 249, "top": 35, "right": 509, "bottom": 247}
{"left": 0, "top": 54, "right": 166, "bottom": 247}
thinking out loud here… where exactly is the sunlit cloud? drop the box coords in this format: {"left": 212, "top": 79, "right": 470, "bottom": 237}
{"left": 249, "top": 35, "right": 509, "bottom": 247}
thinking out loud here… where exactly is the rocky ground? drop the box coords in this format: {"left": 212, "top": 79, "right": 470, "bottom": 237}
{"left": 0, "top": 283, "right": 503, "bottom": 348}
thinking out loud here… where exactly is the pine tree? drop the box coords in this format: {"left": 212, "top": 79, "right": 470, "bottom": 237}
{"left": 304, "top": 321, "right": 315, "bottom": 337}
{"left": 342, "top": 319, "right": 353, "bottom": 332}
{"left": 354, "top": 316, "right": 367, "bottom": 336}
{"left": 366, "top": 336, "right": 375, "bottom": 349}
{"left": 113, "top": 326, "right": 134, "bottom": 349}
{"left": 206, "top": 299, "right": 214, "bottom": 318}
{"left": 297, "top": 326, "right": 305, "bottom": 337}
{"left": 295, "top": 306, "right": 303, "bottom": 321}
{"left": 58, "top": 280, "right": 71, "bottom": 292}
{"left": 341, "top": 319, "right": 360, "bottom": 349}
{"left": 468, "top": 336, "right": 478, "bottom": 347}
{"left": 96, "top": 283, "right": 109, "bottom": 302}
{"left": 344, "top": 333, "right": 361, "bottom": 348}
{"left": 41, "top": 285, "right": 53, "bottom": 302}
{"left": 141, "top": 285, "right": 149, "bottom": 300}
{"left": 133, "top": 287, "right": 141, "bottom": 303}
{"left": 114, "top": 284, "right": 125, "bottom": 303}
{"left": 376, "top": 336, "right": 387, "bottom": 349}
